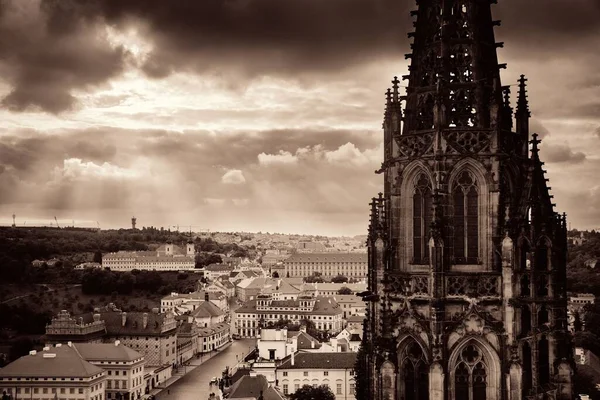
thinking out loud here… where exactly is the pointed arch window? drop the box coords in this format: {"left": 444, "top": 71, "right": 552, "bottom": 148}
{"left": 454, "top": 345, "right": 487, "bottom": 400}
{"left": 453, "top": 171, "right": 479, "bottom": 264}
{"left": 413, "top": 174, "right": 433, "bottom": 264}
{"left": 400, "top": 342, "right": 428, "bottom": 400}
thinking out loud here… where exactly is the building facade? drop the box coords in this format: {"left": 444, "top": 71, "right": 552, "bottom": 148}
{"left": 0, "top": 345, "right": 107, "bottom": 400}
{"left": 234, "top": 295, "right": 343, "bottom": 338}
{"left": 276, "top": 352, "right": 356, "bottom": 400}
{"left": 73, "top": 342, "right": 145, "bottom": 400}
{"left": 102, "top": 243, "right": 195, "bottom": 272}
{"left": 358, "top": 2, "right": 573, "bottom": 400}
{"left": 284, "top": 253, "right": 367, "bottom": 278}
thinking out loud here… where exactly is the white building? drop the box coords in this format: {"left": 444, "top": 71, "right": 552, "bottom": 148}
{"left": 0, "top": 345, "right": 107, "bottom": 400}
{"left": 73, "top": 342, "right": 146, "bottom": 400}
{"left": 283, "top": 253, "right": 367, "bottom": 278}
{"left": 161, "top": 291, "right": 228, "bottom": 314}
{"left": 102, "top": 242, "right": 195, "bottom": 272}
{"left": 234, "top": 295, "right": 343, "bottom": 338}
{"left": 276, "top": 352, "right": 357, "bottom": 399}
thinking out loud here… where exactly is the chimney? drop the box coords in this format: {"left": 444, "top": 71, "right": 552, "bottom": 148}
{"left": 115, "top": 340, "right": 120, "bottom": 346}
{"left": 205, "top": 292, "right": 209, "bottom": 302}
{"left": 311, "top": 340, "right": 315, "bottom": 349}
{"left": 291, "top": 351, "right": 295, "bottom": 366}
{"left": 143, "top": 313, "right": 148, "bottom": 329}
{"left": 121, "top": 312, "right": 127, "bottom": 327}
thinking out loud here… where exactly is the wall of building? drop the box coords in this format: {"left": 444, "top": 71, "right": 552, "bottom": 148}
{"left": 277, "top": 368, "right": 355, "bottom": 400}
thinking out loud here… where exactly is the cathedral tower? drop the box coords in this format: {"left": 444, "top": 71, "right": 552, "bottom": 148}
{"left": 357, "top": 1, "right": 573, "bottom": 399}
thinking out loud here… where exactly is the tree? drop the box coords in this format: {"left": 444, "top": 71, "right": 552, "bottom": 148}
{"left": 338, "top": 287, "right": 353, "bottom": 295}
{"left": 354, "top": 341, "right": 370, "bottom": 400}
{"left": 93, "top": 250, "right": 103, "bottom": 264}
{"left": 331, "top": 274, "right": 348, "bottom": 284}
{"left": 289, "top": 385, "right": 335, "bottom": 400}
{"left": 573, "top": 311, "right": 583, "bottom": 333}
{"left": 304, "top": 272, "right": 324, "bottom": 283}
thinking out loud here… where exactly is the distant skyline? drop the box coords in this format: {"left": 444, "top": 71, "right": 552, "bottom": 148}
{"left": 0, "top": 0, "right": 599, "bottom": 236}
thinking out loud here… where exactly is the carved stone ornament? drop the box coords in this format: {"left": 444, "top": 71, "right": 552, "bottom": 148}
{"left": 395, "top": 133, "right": 435, "bottom": 158}
{"left": 445, "top": 130, "right": 491, "bottom": 154}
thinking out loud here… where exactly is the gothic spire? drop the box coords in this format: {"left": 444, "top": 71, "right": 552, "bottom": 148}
{"left": 402, "top": 0, "right": 505, "bottom": 134}
{"left": 516, "top": 74, "right": 531, "bottom": 138}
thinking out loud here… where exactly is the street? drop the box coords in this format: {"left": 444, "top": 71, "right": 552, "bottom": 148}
{"left": 156, "top": 338, "right": 255, "bottom": 400}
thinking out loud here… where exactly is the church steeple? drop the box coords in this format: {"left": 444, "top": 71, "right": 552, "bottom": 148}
{"left": 402, "top": 0, "right": 506, "bottom": 133}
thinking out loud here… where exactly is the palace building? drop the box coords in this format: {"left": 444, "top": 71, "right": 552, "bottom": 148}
{"left": 357, "top": 1, "right": 573, "bottom": 400}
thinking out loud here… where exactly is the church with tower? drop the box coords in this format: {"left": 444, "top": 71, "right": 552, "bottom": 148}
{"left": 358, "top": 1, "right": 574, "bottom": 400}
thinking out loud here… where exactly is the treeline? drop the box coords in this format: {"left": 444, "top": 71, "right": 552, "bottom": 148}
{"left": 81, "top": 269, "right": 196, "bottom": 296}
{"left": 567, "top": 230, "right": 600, "bottom": 295}
{"left": 0, "top": 227, "right": 250, "bottom": 261}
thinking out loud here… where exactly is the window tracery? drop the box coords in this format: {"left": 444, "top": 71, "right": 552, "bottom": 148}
{"left": 454, "top": 344, "right": 487, "bottom": 400}
{"left": 452, "top": 171, "right": 479, "bottom": 264}
{"left": 399, "top": 341, "right": 428, "bottom": 400}
{"left": 413, "top": 174, "right": 433, "bottom": 264}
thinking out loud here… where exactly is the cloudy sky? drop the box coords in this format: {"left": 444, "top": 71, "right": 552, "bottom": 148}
{"left": 0, "top": 0, "right": 598, "bottom": 236}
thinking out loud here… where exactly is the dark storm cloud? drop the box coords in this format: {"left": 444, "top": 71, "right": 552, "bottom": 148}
{"left": 495, "top": 0, "right": 600, "bottom": 54}
{"left": 0, "top": 0, "right": 598, "bottom": 114}
{"left": 89, "top": 0, "right": 600, "bottom": 79}
{"left": 0, "top": 0, "right": 126, "bottom": 113}
{"left": 94, "top": 0, "right": 413, "bottom": 78}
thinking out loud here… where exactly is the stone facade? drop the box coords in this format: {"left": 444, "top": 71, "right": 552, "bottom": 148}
{"left": 359, "top": 2, "right": 573, "bottom": 400}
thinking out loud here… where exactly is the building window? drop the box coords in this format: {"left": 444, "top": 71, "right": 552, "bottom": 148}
{"left": 452, "top": 171, "right": 479, "bottom": 264}
{"left": 454, "top": 345, "right": 487, "bottom": 400}
{"left": 350, "top": 383, "right": 355, "bottom": 393}
{"left": 400, "top": 341, "right": 428, "bottom": 400}
{"left": 304, "top": 372, "right": 309, "bottom": 377}
{"left": 283, "top": 384, "right": 289, "bottom": 394}
{"left": 337, "top": 383, "right": 342, "bottom": 394}
{"left": 283, "top": 372, "right": 288, "bottom": 377}
{"left": 413, "top": 173, "right": 432, "bottom": 264}
{"left": 324, "top": 371, "right": 328, "bottom": 376}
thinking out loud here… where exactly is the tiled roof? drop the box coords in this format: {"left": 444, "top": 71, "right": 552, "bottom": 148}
{"left": 197, "top": 322, "right": 230, "bottom": 337}
{"left": 191, "top": 301, "right": 224, "bottom": 318}
{"left": 348, "top": 333, "right": 362, "bottom": 342}
{"left": 296, "top": 332, "right": 321, "bottom": 350}
{"left": 227, "top": 375, "right": 285, "bottom": 400}
{"left": 77, "top": 311, "right": 175, "bottom": 336}
{"left": 205, "top": 263, "right": 234, "bottom": 272}
{"left": 278, "top": 352, "right": 357, "bottom": 370}
{"left": 231, "top": 368, "right": 251, "bottom": 385}
{"left": 346, "top": 315, "right": 366, "bottom": 323}
{"left": 0, "top": 346, "right": 104, "bottom": 378}
{"left": 284, "top": 252, "right": 367, "bottom": 263}
{"left": 234, "top": 296, "right": 341, "bottom": 316}
{"left": 73, "top": 342, "right": 143, "bottom": 362}
{"left": 237, "top": 277, "right": 269, "bottom": 290}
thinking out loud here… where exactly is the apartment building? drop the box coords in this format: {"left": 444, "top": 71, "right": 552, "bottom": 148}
{"left": 0, "top": 345, "right": 107, "bottom": 400}
{"left": 276, "top": 352, "right": 357, "bottom": 399}
{"left": 283, "top": 253, "right": 367, "bottom": 278}
{"left": 234, "top": 295, "right": 343, "bottom": 338}
{"left": 102, "top": 243, "right": 195, "bottom": 272}
{"left": 73, "top": 342, "right": 145, "bottom": 400}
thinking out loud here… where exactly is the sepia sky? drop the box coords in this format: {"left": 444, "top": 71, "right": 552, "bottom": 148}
{"left": 0, "top": 0, "right": 599, "bottom": 236}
